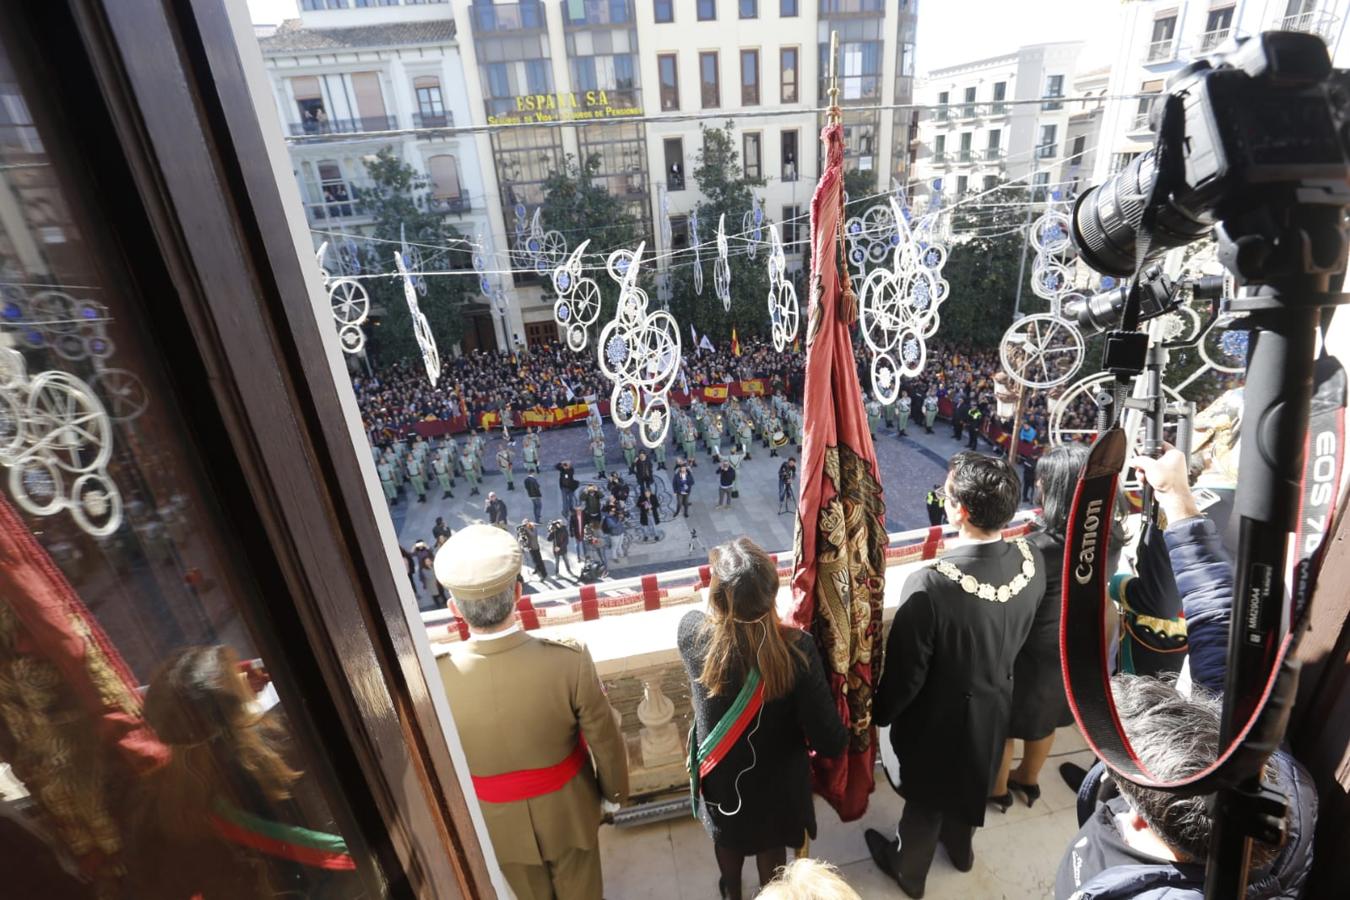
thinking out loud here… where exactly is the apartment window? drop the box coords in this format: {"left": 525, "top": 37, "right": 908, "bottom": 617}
{"left": 427, "top": 154, "right": 462, "bottom": 203}
{"left": 781, "top": 47, "right": 799, "bottom": 103}
{"left": 1110, "top": 151, "right": 1140, "bottom": 174}
{"left": 1043, "top": 74, "right": 1064, "bottom": 110}
{"left": 700, "top": 52, "right": 720, "bottom": 108}
{"left": 782, "top": 204, "right": 802, "bottom": 249}
{"left": 956, "top": 175, "right": 969, "bottom": 195}
{"left": 1148, "top": 15, "right": 1177, "bottom": 61}
{"left": 413, "top": 76, "right": 447, "bottom": 127}
{"left": 317, "top": 160, "right": 355, "bottom": 217}
{"left": 671, "top": 214, "right": 690, "bottom": 249}
{"left": 781, "top": 129, "right": 799, "bottom": 181}
{"left": 781, "top": 0, "right": 799, "bottom": 14}
{"left": 962, "top": 86, "right": 976, "bottom": 117}
{"left": 957, "top": 132, "right": 972, "bottom": 164}
{"left": 1068, "top": 134, "right": 1086, "bottom": 166}
{"left": 741, "top": 49, "right": 760, "bottom": 106}
{"left": 986, "top": 128, "right": 1001, "bottom": 160}
{"left": 933, "top": 133, "right": 946, "bottom": 160}
{"left": 983, "top": 174, "right": 998, "bottom": 191}
{"left": 665, "top": 137, "right": 685, "bottom": 190}
{"left": 992, "top": 80, "right": 1007, "bottom": 113}
{"left": 658, "top": 54, "right": 679, "bottom": 110}
{"left": 743, "top": 132, "right": 762, "bottom": 179}
{"left": 1037, "top": 123, "right": 1057, "bottom": 158}
{"left": 740, "top": 0, "right": 758, "bottom": 17}
{"left": 1202, "top": 6, "right": 1234, "bottom": 50}
{"left": 1031, "top": 170, "right": 1051, "bottom": 199}
{"left": 698, "top": 0, "right": 716, "bottom": 20}
{"left": 654, "top": 0, "right": 674, "bottom": 22}
{"left": 936, "top": 90, "right": 949, "bottom": 120}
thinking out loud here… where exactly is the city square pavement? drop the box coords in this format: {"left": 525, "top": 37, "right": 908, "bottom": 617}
{"left": 390, "top": 410, "right": 1019, "bottom": 601}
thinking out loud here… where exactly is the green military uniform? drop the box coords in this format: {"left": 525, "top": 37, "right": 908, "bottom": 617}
{"left": 446, "top": 436, "right": 462, "bottom": 475}
{"left": 461, "top": 448, "right": 480, "bottom": 495}
{"left": 653, "top": 436, "right": 667, "bottom": 469}
{"left": 865, "top": 398, "right": 881, "bottom": 436}
{"left": 897, "top": 395, "right": 912, "bottom": 435}
{"left": 591, "top": 436, "right": 606, "bottom": 476}
{"left": 736, "top": 418, "right": 753, "bottom": 460}
{"left": 377, "top": 460, "right": 397, "bottom": 502}
{"left": 923, "top": 395, "right": 939, "bottom": 433}
{"left": 406, "top": 455, "right": 427, "bottom": 503}
{"left": 619, "top": 429, "right": 637, "bottom": 471}
{"left": 497, "top": 445, "right": 515, "bottom": 491}
{"left": 432, "top": 453, "right": 454, "bottom": 499}
{"left": 523, "top": 433, "right": 541, "bottom": 474}
{"left": 882, "top": 398, "right": 897, "bottom": 430}
{"left": 433, "top": 525, "right": 629, "bottom": 900}
{"left": 680, "top": 421, "right": 697, "bottom": 462}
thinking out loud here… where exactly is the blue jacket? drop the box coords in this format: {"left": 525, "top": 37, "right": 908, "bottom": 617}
{"left": 1059, "top": 517, "right": 1317, "bottom": 900}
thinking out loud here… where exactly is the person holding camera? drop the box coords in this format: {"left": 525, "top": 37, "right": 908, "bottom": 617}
{"left": 674, "top": 463, "right": 695, "bottom": 518}
{"left": 867, "top": 451, "right": 1044, "bottom": 898}
{"left": 1054, "top": 447, "right": 1317, "bottom": 899}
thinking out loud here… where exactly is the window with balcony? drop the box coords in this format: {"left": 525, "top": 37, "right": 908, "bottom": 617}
{"left": 1279, "top": 0, "right": 1321, "bottom": 31}
{"left": 743, "top": 132, "right": 762, "bottom": 179}
{"left": 315, "top": 160, "right": 357, "bottom": 218}
{"left": 958, "top": 131, "right": 972, "bottom": 163}
{"left": 670, "top": 213, "right": 690, "bottom": 249}
{"left": 936, "top": 90, "right": 949, "bottom": 121}
{"left": 781, "top": 0, "right": 799, "bottom": 14}
{"left": 700, "top": 51, "right": 720, "bottom": 108}
{"left": 1068, "top": 134, "right": 1086, "bottom": 167}
{"left": 819, "top": 0, "right": 885, "bottom": 11}
{"left": 781, "top": 47, "right": 799, "bottom": 103}
{"left": 1037, "top": 123, "right": 1057, "bottom": 158}
{"left": 562, "top": 0, "right": 634, "bottom": 25}
{"left": 1043, "top": 74, "right": 1064, "bottom": 110}
{"left": 427, "top": 154, "right": 465, "bottom": 212}
{"left": 740, "top": 0, "right": 758, "bottom": 17}
{"left": 741, "top": 49, "right": 760, "bottom": 105}
{"left": 472, "top": 0, "right": 545, "bottom": 31}
{"left": 933, "top": 133, "right": 946, "bottom": 163}
{"left": 664, "top": 137, "right": 685, "bottom": 190}
{"left": 1201, "top": 6, "right": 1234, "bottom": 50}
{"left": 698, "top": 0, "right": 716, "bottom": 20}
{"left": 658, "top": 54, "right": 679, "bottom": 110}
{"left": 961, "top": 86, "right": 976, "bottom": 117}
{"left": 782, "top": 204, "right": 802, "bottom": 249}
{"left": 1134, "top": 79, "right": 1162, "bottom": 130}
{"left": 1147, "top": 15, "right": 1177, "bottom": 62}
{"left": 413, "top": 76, "right": 447, "bottom": 128}
{"left": 957, "top": 175, "right": 968, "bottom": 195}
{"left": 986, "top": 128, "right": 1001, "bottom": 160}
{"left": 991, "top": 80, "right": 1007, "bottom": 114}
{"left": 1110, "top": 151, "right": 1140, "bottom": 174}
{"left": 984, "top": 174, "right": 998, "bottom": 191}
{"left": 781, "top": 129, "right": 799, "bottom": 181}
{"left": 654, "top": 0, "right": 674, "bottom": 22}
{"left": 1032, "top": 170, "right": 1050, "bottom": 200}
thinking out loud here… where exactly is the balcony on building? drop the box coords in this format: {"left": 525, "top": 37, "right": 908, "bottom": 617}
{"left": 1198, "top": 26, "right": 1231, "bottom": 52}
{"left": 303, "top": 196, "right": 367, "bottom": 224}
{"left": 933, "top": 105, "right": 950, "bottom": 123}
{"left": 930, "top": 151, "right": 950, "bottom": 167}
{"left": 1041, "top": 93, "right": 1064, "bottom": 111}
{"left": 818, "top": 0, "right": 887, "bottom": 16}
{"left": 413, "top": 111, "right": 454, "bottom": 129}
{"left": 1144, "top": 36, "right": 1176, "bottom": 64}
{"left": 1275, "top": 8, "right": 1341, "bottom": 41}
{"left": 1037, "top": 143, "right": 1057, "bottom": 160}
{"left": 472, "top": 0, "right": 546, "bottom": 33}
{"left": 956, "top": 102, "right": 977, "bottom": 120}
{"left": 424, "top": 193, "right": 471, "bottom": 215}
{"left": 288, "top": 114, "right": 398, "bottom": 137}
{"left": 983, "top": 147, "right": 1004, "bottom": 164}
{"left": 957, "top": 148, "right": 972, "bottom": 164}
{"left": 562, "top": 0, "right": 634, "bottom": 27}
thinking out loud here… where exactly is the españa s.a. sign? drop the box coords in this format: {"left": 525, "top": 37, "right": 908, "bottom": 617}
{"left": 487, "top": 90, "right": 643, "bottom": 125}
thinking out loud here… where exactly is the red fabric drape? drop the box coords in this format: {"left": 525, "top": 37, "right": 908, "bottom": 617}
{"left": 788, "top": 123, "right": 889, "bottom": 821}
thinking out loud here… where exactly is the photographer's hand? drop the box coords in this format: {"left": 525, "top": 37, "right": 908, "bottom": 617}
{"left": 1131, "top": 445, "right": 1201, "bottom": 524}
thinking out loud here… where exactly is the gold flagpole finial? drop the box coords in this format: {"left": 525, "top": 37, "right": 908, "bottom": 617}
{"left": 827, "top": 30, "right": 841, "bottom": 125}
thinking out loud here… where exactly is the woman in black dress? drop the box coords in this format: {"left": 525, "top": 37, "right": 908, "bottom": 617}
{"left": 678, "top": 538, "right": 847, "bottom": 900}
{"left": 992, "top": 442, "right": 1087, "bottom": 809}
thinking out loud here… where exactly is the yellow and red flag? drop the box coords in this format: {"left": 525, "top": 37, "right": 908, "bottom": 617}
{"left": 788, "top": 121, "right": 888, "bottom": 822}
{"left": 731, "top": 328, "right": 741, "bottom": 357}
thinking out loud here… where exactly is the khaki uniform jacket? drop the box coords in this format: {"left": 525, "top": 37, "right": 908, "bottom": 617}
{"left": 436, "top": 632, "right": 629, "bottom": 866}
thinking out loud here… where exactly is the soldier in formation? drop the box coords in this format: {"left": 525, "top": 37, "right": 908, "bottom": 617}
{"left": 497, "top": 441, "right": 516, "bottom": 492}
{"left": 897, "top": 391, "right": 912, "bottom": 437}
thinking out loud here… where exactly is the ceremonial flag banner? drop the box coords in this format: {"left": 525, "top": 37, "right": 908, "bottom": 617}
{"left": 731, "top": 328, "right": 741, "bottom": 357}
{"left": 788, "top": 121, "right": 889, "bottom": 821}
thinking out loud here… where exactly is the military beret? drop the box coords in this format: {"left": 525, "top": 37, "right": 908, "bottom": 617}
{"left": 434, "top": 523, "right": 521, "bottom": 600}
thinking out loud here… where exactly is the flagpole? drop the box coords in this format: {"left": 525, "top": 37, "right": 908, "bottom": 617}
{"left": 825, "top": 31, "right": 857, "bottom": 325}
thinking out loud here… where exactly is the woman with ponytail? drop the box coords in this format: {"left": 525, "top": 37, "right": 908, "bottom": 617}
{"left": 679, "top": 538, "right": 846, "bottom": 900}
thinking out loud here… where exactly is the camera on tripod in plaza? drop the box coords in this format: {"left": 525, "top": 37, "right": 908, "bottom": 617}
{"left": 1063, "top": 265, "right": 1226, "bottom": 335}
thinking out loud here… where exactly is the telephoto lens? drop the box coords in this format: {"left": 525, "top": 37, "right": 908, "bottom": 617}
{"left": 1070, "top": 150, "right": 1212, "bottom": 276}
{"left": 1063, "top": 288, "right": 1128, "bottom": 335}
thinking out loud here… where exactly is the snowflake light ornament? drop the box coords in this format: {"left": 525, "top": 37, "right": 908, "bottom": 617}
{"left": 999, "top": 198, "right": 1086, "bottom": 389}
{"left": 394, "top": 249, "right": 440, "bottom": 386}
{"left": 743, "top": 197, "right": 765, "bottom": 261}
{"left": 524, "top": 208, "right": 568, "bottom": 275}
{"left": 691, "top": 213, "right": 704, "bottom": 296}
{"left": 766, "top": 224, "right": 799, "bottom": 352}
{"left": 595, "top": 243, "right": 682, "bottom": 448}
{"left": 843, "top": 203, "right": 899, "bottom": 274}
{"left": 551, "top": 240, "right": 604, "bottom": 352}
{"left": 714, "top": 213, "right": 731, "bottom": 312}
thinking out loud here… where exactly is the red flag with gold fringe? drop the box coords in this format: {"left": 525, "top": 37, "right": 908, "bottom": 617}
{"left": 788, "top": 121, "right": 889, "bottom": 821}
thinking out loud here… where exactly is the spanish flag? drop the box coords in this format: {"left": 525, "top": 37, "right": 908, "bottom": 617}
{"left": 731, "top": 328, "right": 741, "bottom": 357}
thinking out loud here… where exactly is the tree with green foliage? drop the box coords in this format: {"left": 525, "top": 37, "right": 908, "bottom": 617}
{"left": 668, "top": 123, "right": 773, "bottom": 341}
{"left": 538, "top": 153, "right": 648, "bottom": 327}
{"left": 356, "top": 148, "right": 475, "bottom": 367}
{"left": 933, "top": 185, "right": 1031, "bottom": 347}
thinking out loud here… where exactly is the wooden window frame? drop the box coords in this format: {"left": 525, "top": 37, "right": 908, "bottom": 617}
{"left": 657, "top": 52, "right": 679, "bottom": 111}
{"left": 700, "top": 50, "right": 720, "bottom": 109}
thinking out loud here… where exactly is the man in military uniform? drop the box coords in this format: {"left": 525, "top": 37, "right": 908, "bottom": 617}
{"left": 460, "top": 444, "right": 481, "bottom": 496}
{"left": 736, "top": 414, "right": 754, "bottom": 461}
{"left": 653, "top": 434, "right": 667, "bottom": 471}
{"left": 432, "top": 450, "right": 455, "bottom": 500}
{"left": 590, "top": 435, "right": 607, "bottom": 478}
{"left": 377, "top": 457, "right": 397, "bottom": 503}
{"left": 497, "top": 441, "right": 516, "bottom": 491}
{"left": 434, "top": 526, "right": 628, "bottom": 899}
{"left": 406, "top": 453, "right": 427, "bottom": 504}
{"left": 680, "top": 418, "right": 698, "bottom": 464}
{"left": 922, "top": 393, "right": 939, "bottom": 434}
{"left": 523, "top": 427, "right": 541, "bottom": 474}
{"left": 896, "top": 390, "right": 912, "bottom": 437}
{"left": 619, "top": 427, "right": 637, "bottom": 472}
{"left": 865, "top": 393, "right": 882, "bottom": 437}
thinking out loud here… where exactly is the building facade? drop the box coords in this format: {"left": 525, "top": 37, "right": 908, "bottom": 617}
{"left": 258, "top": 1, "right": 503, "bottom": 352}
{"left": 911, "top": 41, "right": 1085, "bottom": 206}
{"left": 1091, "top": 0, "right": 1350, "bottom": 185}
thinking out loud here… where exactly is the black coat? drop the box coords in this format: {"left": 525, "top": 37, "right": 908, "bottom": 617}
{"left": 874, "top": 539, "right": 1044, "bottom": 826}
{"left": 1009, "top": 529, "right": 1074, "bottom": 740}
{"left": 678, "top": 611, "right": 847, "bottom": 855}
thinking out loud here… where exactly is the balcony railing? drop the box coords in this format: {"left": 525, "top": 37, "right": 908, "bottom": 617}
{"left": 304, "top": 198, "right": 367, "bottom": 223}
{"left": 957, "top": 103, "right": 977, "bottom": 118}
{"left": 989, "top": 100, "right": 1008, "bottom": 115}
{"left": 1199, "top": 27, "right": 1230, "bottom": 51}
{"left": 933, "top": 106, "right": 950, "bottom": 122}
{"left": 931, "top": 151, "right": 950, "bottom": 165}
{"left": 288, "top": 115, "right": 398, "bottom": 137}
{"left": 1037, "top": 144, "right": 1057, "bottom": 159}
{"left": 1145, "top": 37, "right": 1176, "bottom": 63}
{"left": 957, "top": 148, "right": 973, "bottom": 163}
{"left": 472, "top": 0, "right": 545, "bottom": 33}
{"left": 983, "top": 147, "right": 1004, "bottom": 162}
{"left": 413, "top": 111, "right": 454, "bottom": 129}
{"left": 1041, "top": 94, "right": 1064, "bottom": 111}
{"left": 425, "top": 194, "right": 472, "bottom": 215}
{"left": 1274, "top": 10, "right": 1340, "bottom": 41}
{"left": 1132, "top": 110, "right": 1151, "bottom": 131}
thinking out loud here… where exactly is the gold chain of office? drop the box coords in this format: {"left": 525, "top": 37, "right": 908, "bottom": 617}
{"left": 932, "top": 538, "right": 1037, "bottom": 603}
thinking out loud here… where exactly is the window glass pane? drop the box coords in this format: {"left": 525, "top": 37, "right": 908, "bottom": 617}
{"left": 700, "top": 52, "right": 719, "bottom": 108}
{"left": 0, "top": 32, "right": 369, "bottom": 898}
{"left": 664, "top": 137, "right": 685, "bottom": 190}
{"left": 698, "top": 0, "right": 716, "bottom": 20}
{"left": 780, "top": 47, "right": 798, "bottom": 103}
{"left": 740, "top": 0, "right": 757, "bottom": 17}
{"left": 654, "top": 0, "right": 674, "bottom": 23}
{"left": 743, "top": 132, "right": 761, "bottom": 178}
{"left": 781, "top": 0, "right": 799, "bottom": 14}
{"left": 658, "top": 54, "right": 679, "bottom": 111}
{"left": 740, "top": 49, "right": 759, "bottom": 106}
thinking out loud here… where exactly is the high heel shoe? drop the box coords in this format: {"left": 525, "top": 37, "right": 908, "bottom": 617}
{"left": 1008, "top": 778, "right": 1041, "bottom": 808}
{"left": 987, "top": 791, "right": 1013, "bottom": 813}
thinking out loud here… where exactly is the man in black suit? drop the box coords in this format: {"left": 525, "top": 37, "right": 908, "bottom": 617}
{"left": 867, "top": 451, "right": 1044, "bottom": 898}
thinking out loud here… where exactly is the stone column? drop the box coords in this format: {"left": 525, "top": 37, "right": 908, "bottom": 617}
{"left": 636, "top": 675, "right": 683, "bottom": 768}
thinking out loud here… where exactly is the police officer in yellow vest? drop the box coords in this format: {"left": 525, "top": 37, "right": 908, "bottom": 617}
{"left": 434, "top": 525, "right": 629, "bottom": 899}
{"left": 925, "top": 485, "right": 946, "bottom": 527}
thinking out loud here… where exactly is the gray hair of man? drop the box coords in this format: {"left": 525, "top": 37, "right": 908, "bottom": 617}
{"left": 452, "top": 583, "right": 517, "bottom": 631}
{"left": 1111, "top": 673, "right": 1280, "bottom": 868}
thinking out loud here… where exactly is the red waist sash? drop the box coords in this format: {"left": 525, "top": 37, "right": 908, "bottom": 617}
{"left": 472, "top": 738, "right": 589, "bottom": 803}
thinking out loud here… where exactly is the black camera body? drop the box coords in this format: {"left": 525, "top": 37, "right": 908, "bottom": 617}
{"left": 1072, "top": 31, "right": 1350, "bottom": 277}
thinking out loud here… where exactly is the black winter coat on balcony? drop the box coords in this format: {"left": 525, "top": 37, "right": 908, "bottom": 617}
{"left": 678, "top": 610, "right": 847, "bottom": 855}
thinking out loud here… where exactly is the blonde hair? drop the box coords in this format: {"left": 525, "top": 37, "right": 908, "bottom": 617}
{"left": 758, "top": 859, "right": 861, "bottom": 900}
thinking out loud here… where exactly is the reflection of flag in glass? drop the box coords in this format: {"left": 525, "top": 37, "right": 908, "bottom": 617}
{"left": 731, "top": 328, "right": 741, "bottom": 357}
{"left": 788, "top": 122, "right": 888, "bottom": 822}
